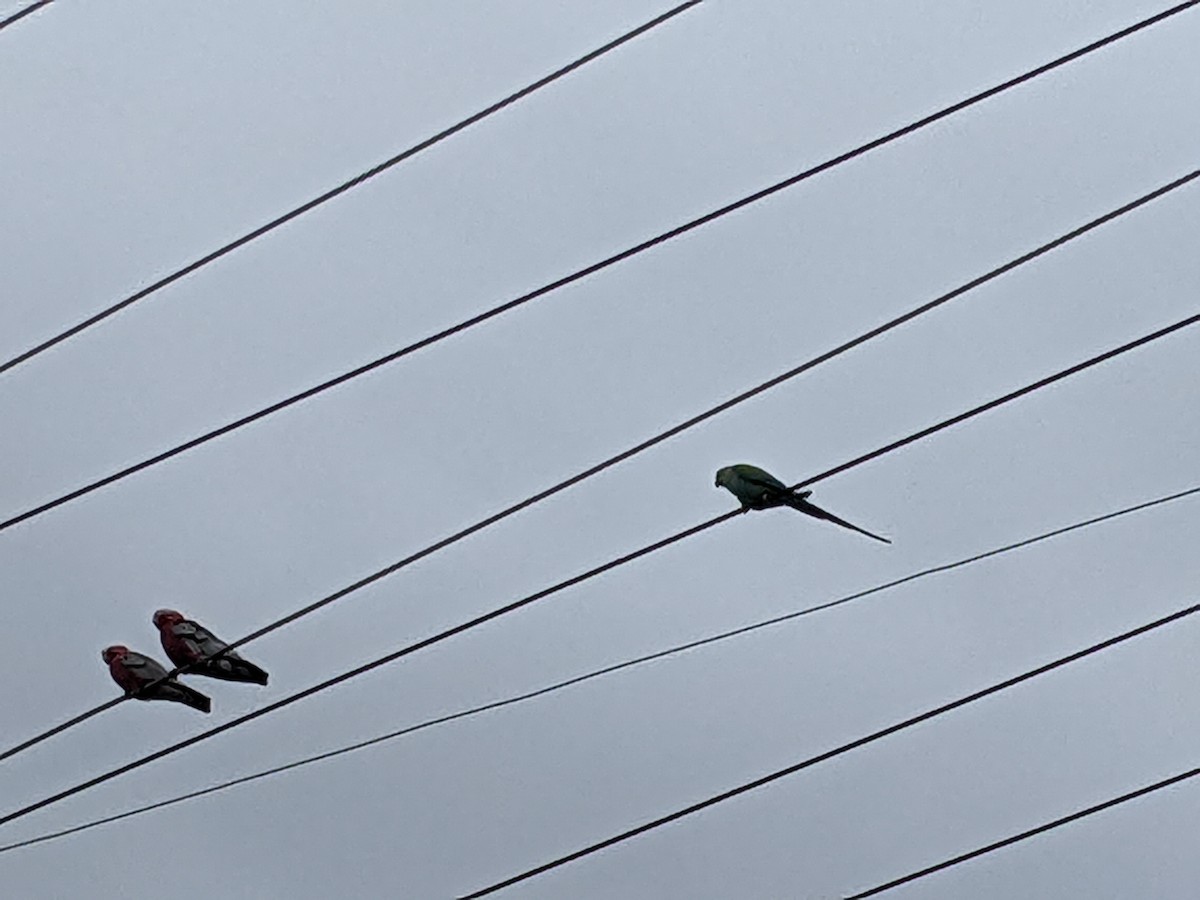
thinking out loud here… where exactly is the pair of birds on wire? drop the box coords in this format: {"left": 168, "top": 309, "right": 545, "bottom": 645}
{"left": 102, "top": 610, "right": 269, "bottom": 714}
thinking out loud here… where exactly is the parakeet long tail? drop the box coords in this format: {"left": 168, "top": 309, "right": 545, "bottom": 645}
{"left": 783, "top": 495, "right": 891, "bottom": 544}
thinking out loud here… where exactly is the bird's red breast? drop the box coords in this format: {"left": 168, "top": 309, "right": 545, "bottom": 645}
{"left": 106, "top": 653, "right": 142, "bottom": 694}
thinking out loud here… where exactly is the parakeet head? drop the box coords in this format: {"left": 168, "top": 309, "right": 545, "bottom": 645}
{"left": 101, "top": 645, "right": 128, "bottom": 664}
{"left": 153, "top": 609, "right": 184, "bottom": 630}
{"left": 714, "top": 466, "right": 734, "bottom": 489}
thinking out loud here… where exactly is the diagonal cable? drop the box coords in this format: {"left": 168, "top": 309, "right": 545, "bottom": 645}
{"left": 0, "top": 0, "right": 52, "bottom": 33}
{"left": 1, "top": 170, "right": 1194, "bottom": 766}
{"left": 790, "top": 314, "right": 1200, "bottom": 491}
{"left": 461, "top": 601, "right": 1200, "bottom": 897}
{"left": 1, "top": 307, "right": 1195, "bottom": 769}
{"left": 844, "top": 766, "right": 1200, "bottom": 897}
{"left": 0, "top": 1, "right": 703, "bottom": 376}
{"left": 0, "top": 311, "right": 1194, "bottom": 825}
{"left": 1, "top": 483, "right": 1195, "bottom": 855}
{"left": 3, "top": 164, "right": 1194, "bottom": 536}
{"left": 0, "top": 509, "right": 739, "bottom": 827}
{"left": 2, "top": 2, "right": 1193, "bottom": 527}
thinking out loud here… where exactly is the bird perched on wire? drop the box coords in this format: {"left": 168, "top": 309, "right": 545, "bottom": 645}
{"left": 715, "top": 464, "right": 890, "bottom": 543}
{"left": 153, "top": 609, "right": 269, "bottom": 686}
{"left": 101, "top": 645, "right": 212, "bottom": 713}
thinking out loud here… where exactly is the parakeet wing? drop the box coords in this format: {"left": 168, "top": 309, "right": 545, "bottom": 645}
{"left": 732, "top": 465, "right": 788, "bottom": 493}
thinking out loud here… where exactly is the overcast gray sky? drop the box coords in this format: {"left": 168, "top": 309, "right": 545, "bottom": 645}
{"left": 1, "top": 1, "right": 1199, "bottom": 897}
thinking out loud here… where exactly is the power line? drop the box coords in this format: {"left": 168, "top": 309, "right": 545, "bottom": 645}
{"left": 2, "top": 483, "right": 1194, "bottom": 855}
{"left": 798, "top": 310, "right": 1199, "bottom": 490}
{"left": 1, "top": 10, "right": 1191, "bottom": 536}
{"left": 3, "top": 166, "right": 1194, "bottom": 539}
{"left": 790, "top": 313, "right": 1200, "bottom": 491}
{"left": 2, "top": 307, "right": 1196, "bottom": 779}
{"left": 0, "top": 697, "right": 124, "bottom": 765}
{"left": 0, "top": 510, "right": 739, "bottom": 827}
{"left": 0, "top": 1, "right": 703, "bottom": 377}
{"left": 0, "top": 314, "right": 1193, "bottom": 826}
{"left": 844, "top": 766, "right": 1200, "bottom": 898}
{"left": 0, "top": 0, "right": 52, "bottom": 33}
{"left": 1, "top": 172, "right": 1194, "bottom": 767}
{"left": 460, "top": 601, "right": 1200, "bottom": 897}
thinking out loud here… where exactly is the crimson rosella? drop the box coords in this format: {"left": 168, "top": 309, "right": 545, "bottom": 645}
{"left": 102, "top": 645, "right": 212, "bottom": 713}
{"left": 153, "top": 609, "right": 269, "bottom": 686}
{"left": 715, "top": 464, "right": 891, "bottom": 543}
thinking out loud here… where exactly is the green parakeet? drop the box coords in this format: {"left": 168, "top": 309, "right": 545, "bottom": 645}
{"left": 715, "top": 464, "right": 890, "bottom": 543}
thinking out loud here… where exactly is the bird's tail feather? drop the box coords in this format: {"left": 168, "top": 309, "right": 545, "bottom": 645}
{"left": 783, "top": 494, "right": 891, "bottom": 544}
{"left": 155, "top": 681, "right": 212, "bottom": 713}
{"left": 203, "top": 658, "right": 270, "bottom": 686}
{"left": 232, "top": 660, "right": 269, "bottom": 686}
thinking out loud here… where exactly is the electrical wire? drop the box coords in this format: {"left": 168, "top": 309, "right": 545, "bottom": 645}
{"left": 460, "top": 601, "right": 1200, "bottom": 897}
{"left": 1, "top": 5, "right": 1191, "bottom": 534}
{"left": 3, "top": 165, "right": 1194, "bottom": 538}
{"left": 0, "top": 1, "right": 703, "bottom": 376}
{"left": 0, "top": 0, "right": 52, "bottom": 33}
{"left": 1, "top": 483, "right": 1194, "bottom": 855}
{"left": 0, "top": 312, "right": 1193, "bottom": 826}
{"left": 0, "top": 510, "right": 738, "bottom": 827}
{"left": 2, "top": 171, "right": 1195, "bottom": 767}
{"left": 0, "top": 697, "right": 125, "bottom": 765}
{"left": 844, "top": 766, "right": 1200, "bottom": 898}
{"left": 789, "top": 314, "right": 1200, "bottom": 491}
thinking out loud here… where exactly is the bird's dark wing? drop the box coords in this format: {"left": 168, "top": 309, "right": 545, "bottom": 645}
{"left": 124, "top": 652, "right": 170, "bottom": 680}
{"left": 739, "top": 473, "right": 791, "bottom": 502}
{"left": 787, "top": 497, "right": 891, "bottom": 543}
{"left": 741, "top": 471, "right": 785, "bottom": 490}
{"left": 190, "top": 620, "right": 235, "bottom": 658}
